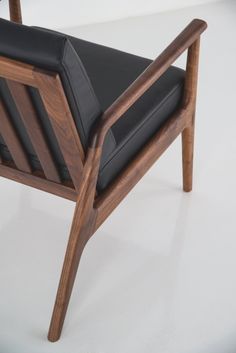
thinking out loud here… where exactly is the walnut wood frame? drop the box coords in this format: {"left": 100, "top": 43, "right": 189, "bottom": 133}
{"left": 0, "top": 2, "right": 207, "bottom": 342}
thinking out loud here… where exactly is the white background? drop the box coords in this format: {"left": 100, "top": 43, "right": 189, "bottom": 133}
{"left": 1, "top": 0, "right": 236, "bottom": 352}
{"left": 2, "top": 0, "right": 225, "bottom": 27}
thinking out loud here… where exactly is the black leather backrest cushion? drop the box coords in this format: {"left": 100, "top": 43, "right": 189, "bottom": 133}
{"left": 0, "top": 19, "right": 116, "bottom": 155}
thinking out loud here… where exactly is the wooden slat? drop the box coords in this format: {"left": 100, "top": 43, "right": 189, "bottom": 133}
{"left": 0, "top": 136, "right": 3, "bottom": 163}
{"left": 7, "top": 80, "right": 61, "bottom": 183}
{"left": 0, "top": 98, "right": 32, "bottom": 173}
{"left": 0, "top": 162, "right": 77, "bottom": 202}
{"left": 0, "top": 56, "right": 36, "bottom": 87}
{"left": 34, "top": 69, "right": 85, "bottom": 192}
{"left": 94, "top": 108, "right": 190, "bottom": 230}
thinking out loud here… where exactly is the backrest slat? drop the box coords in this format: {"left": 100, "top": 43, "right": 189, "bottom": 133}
{"left": 0, "top": 56, "right": 36, "bottom": 87}
{"left": 0, "top": 17, "right": 106, "bottom": 194}
{"left": 7, "top": 79, "right": 61, "bottom": 183}
{"left": 0, "top": 19, "right": 104, "bottom": 150}
{"left": 0, "top": 97, "right": 32, "bottom": 172}
{"left": 0, "top": 53, "right": 86, "bottom": 192}
{"left": 34, "top": 69, "right": 84, "bottom": 192}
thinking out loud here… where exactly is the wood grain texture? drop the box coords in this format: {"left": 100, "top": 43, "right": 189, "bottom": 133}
{"left": 34, "top": 69, "right": 85, "bottom": 192}
{"left": 90, "top": 19, "right": 207, "bottom": 148}
{"left": 47, "top": 147, "right": 101, "bottom": 342}
{"left": 0, "top": 56, "right": 36, "bottom": 87}
{"left": 7, "top": 80, "right": 61, "bottom": 183}
{"left": 182, "top": 121, "right": 195, "bottom": 192}
{"left": 0, "top": 14, "right": 207, "bottom": 341}
{"left": 9, "top": 0, "right": 22, "bottom": 23}
{"left": 182, "top": 38, "right": 200, "bottom": 192}
{"left": 183, "top": 38, "right": 200, "bottom": 108}
{"left": 0, "top": 98, "right": 32, "bottom": 173}
{"left": 0, "top": 162, "right": 77, "bottom": 201}
{"left": 94, "top": 108, "right": 189, "bottom": 229}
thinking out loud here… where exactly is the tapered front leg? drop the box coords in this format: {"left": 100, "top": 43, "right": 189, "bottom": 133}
{"left": 47, "top": 199, "right": 96, "bottom": 342}
{"left": 182, "top": 115, "right": 194, "bottom": 192}
{"left": 48, "top": 147, "right": 101, "bottom": 342}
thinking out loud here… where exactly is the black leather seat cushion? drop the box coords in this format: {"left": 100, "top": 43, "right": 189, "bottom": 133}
{"left": 0, "top": 20, "right": 185, "bottom": 192}
{"left": 65, "top": 35, "right": 185, "bottom": 191}
{"left": 0, "top": 19, "right": 116, "bottom": 170}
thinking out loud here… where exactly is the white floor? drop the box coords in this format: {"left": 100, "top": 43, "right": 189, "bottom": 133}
{"left": 1, "top": 1, "right": 236, "bottom": 352}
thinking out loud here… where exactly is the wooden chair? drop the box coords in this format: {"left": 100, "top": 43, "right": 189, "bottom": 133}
{"left": 0, "top": 0, "right": 207, "bottom": 342}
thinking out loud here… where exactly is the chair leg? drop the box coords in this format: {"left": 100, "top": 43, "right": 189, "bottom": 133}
{"left": 47, "top": 147, "right": 101, "bottom": 342}
{"left": 182, "top": 113, "right": 195, "bottom": 192}
{"left": 47, "top": 198, "right": 96, "bottom": 342}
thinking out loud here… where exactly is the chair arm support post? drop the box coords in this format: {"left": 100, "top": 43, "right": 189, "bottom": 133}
{"left": 8, "top": 0, "right": 22, "bottom": 23}
{"left": 181, "top": 37, "right": 201, "bottom": 192}
{"left": 183, "top": 38, "right": 201, "bottom": 111}
{"left": 90, "top": 19, "right": 207, "bottom": 149}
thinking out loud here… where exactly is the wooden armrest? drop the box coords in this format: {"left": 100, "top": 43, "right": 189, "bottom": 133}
{"left": 90, "top": 18, "right": 207, "bottom": 148}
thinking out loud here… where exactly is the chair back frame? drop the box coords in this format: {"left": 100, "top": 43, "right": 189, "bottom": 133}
{"left": 0, "top": 56, "right": 84, "bottom": 199}
{"left": 0, "top": 0, "right": 207, "bottom": 342}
